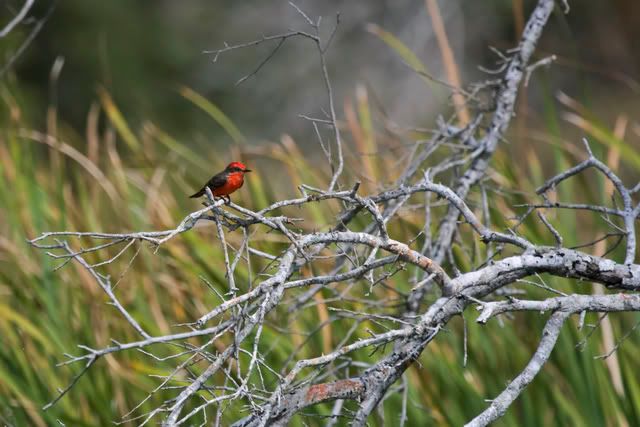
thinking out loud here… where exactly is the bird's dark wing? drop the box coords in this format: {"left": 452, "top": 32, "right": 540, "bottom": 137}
{"left": 189, "top": 171, "right": 228, "bottom": 198}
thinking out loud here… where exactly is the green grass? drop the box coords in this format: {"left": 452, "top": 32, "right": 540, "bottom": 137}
{"left": 0, "top": 72, "right": 639, "bottom": 427}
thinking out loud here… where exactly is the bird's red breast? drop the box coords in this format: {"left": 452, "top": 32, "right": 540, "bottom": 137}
{"left": 212, "top": 172, "right": 245, "bottom": 196}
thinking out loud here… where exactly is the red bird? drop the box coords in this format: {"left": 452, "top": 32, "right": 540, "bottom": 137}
{"left": 190, "top": 161, "right": 252, "bottom": 204}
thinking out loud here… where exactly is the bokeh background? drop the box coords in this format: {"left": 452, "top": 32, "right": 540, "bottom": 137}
{"left": 12, "top": 0, "right": 640, "bottom": 146}
{"left": 1, "top": 0, "right": 640, "bottom": 425}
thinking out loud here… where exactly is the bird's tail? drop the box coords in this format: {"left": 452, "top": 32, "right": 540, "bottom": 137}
{"left": 189, "top": 188, "right": 205, "bottom": 198}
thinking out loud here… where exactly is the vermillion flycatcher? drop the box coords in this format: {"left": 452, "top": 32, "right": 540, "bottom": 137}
{"left": 190, "top": 161, "right": 252, "bottom": 204}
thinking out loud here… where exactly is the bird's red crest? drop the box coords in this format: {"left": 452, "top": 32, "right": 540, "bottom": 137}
{"left": 226, "top": 161, "right": 248, "bottom": 171}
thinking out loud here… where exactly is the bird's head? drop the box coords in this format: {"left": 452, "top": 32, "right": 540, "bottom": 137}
{"left": 225, "top": 161, "right": 252, "bottom": 174}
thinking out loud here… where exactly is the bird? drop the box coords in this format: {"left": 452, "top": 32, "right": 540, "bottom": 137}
{"left": 190, "top": 161, "right": 252, "bottom": 204}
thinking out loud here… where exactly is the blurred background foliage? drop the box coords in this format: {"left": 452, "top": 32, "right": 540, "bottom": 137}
{"left": 1, "top": 0, "right": 640, "bottom": 425}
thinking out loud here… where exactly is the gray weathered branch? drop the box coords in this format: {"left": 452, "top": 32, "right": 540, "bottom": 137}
{"left": 28, "top": 1, "right": 640, "bottom": 426}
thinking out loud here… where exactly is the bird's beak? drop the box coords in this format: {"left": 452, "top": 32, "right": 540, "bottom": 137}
{"left": 244, "top": 169, "right": 252, "bottom": 173}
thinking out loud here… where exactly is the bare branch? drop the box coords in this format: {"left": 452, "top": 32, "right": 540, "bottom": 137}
{"left": 409, "top": 0, "right": 557, "bottom": 313}
{"left": 466, "top": 312, "right": 568, "bottom": 427}
{"left": 476, "top": 293, "right": 640, "bottom": 324}
{"left": 0, "top": 0, "right": 34, "bottom": 37}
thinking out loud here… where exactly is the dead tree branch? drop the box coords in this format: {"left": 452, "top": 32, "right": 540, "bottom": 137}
{"left": 27, "top": 1, "right": 640, "bottom": 426}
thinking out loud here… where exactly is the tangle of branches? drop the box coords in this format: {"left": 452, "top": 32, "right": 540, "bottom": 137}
{"left": 29, "top": 1, "right": 640, "bottom": 426}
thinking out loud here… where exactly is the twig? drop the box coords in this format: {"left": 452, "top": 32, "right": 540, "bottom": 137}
{"left": 465, "top": 312, "right": 568, "bottom": 427}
